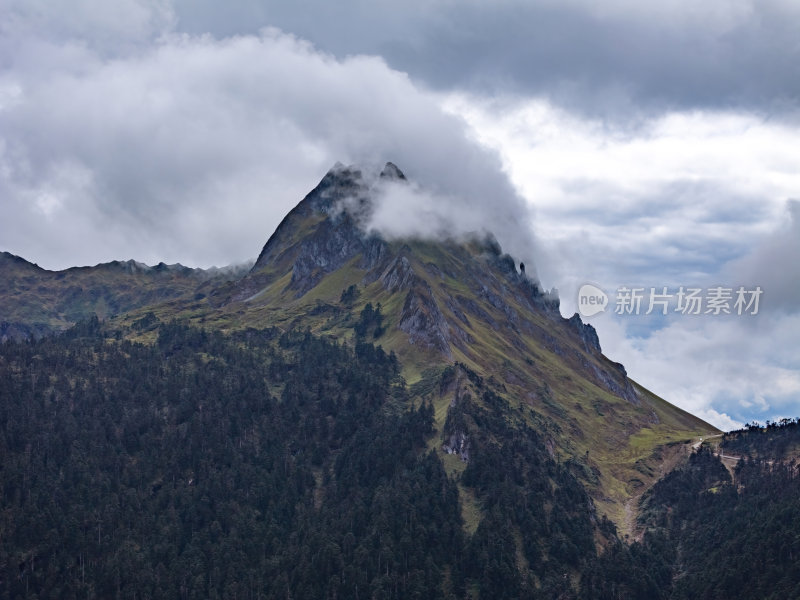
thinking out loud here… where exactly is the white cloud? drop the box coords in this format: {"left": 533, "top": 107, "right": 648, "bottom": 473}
{"left": 4, "top": 0, "right": 175, "bottom": 51}
{"left": 594, "top": 309, "right": 800, "bottom": 430}
{"left": 0, "top": 25, "right": 530, "bottom": 269}
{"left": 444, "top": 95, "right": 800, "bottom": 300}
{"left": 443, "top": 94, "right": 800, "bottom": 430}
{"left": 3, "top": 0, "right": 797, "bottom": 429}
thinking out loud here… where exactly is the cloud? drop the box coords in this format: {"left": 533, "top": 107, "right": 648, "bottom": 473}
{"left": 2, "top": 0, "right": 176, "bottom": 56}
{"left": 445, "top": 95, "right": 800, "bottom": 299}
{"left": 168, "top": 0, "right": 800, "bottom": 121}
{"left": 332, "top": 172, "right": 538, "bottom": 275}
{"left": 2, "top": 0, "right": 796, "bottom": 428}
{"left": 572, "top": 205, "right": 800, "bottom": 431}
{"left": 443, "top": 94, "right": 800, "bottom": 430}
{"left": 0, "top": 20, "right": 533, "bottom": 269}
{"left": 724, "top": 200, "right": 800, "bottom": 314}
{"left": 596, "top": 308, "right": 800, "bottom": 431}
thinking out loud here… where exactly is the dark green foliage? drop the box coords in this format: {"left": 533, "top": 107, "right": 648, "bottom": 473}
{"left": 353, "top": 302, "right": 385, "bottom": 339}
{"left": 580, "top": 536, "right": 672, "bottom": 600}
{"left": 339, "top": 284, "right": 360, "bottom": 306}
{"left": 131, "top": 311, "right": 159, "bottom": 332}
{"left": 446, "top": 382, "right": 598, "bottom": 597}
{"left": 722, "top": 418, "right": 800, "bottom": 460}
{"left": 583, "top": 447, "right": 800, "bottom": 599}
{"left": 663, "top": 454, "right": 800, "bottom": 600}
{"left": 0, "top": 321, "right": 462, "bottom": 599}
{"left": 13, "top": 319, "right": 798, "bottom": 599}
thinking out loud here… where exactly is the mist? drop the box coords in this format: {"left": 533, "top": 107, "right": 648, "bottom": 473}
{"left": 329, "top": 163, "right": 539, "bottom": 282}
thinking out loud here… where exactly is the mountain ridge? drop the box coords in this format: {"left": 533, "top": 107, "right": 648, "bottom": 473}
{"left": 121, "top": 162, "right": 719, "bottom": 528}
{"left": 0, "top": 162, "right": 719, "bottom": 530}
{"left": 0, "top": 250, "right": 251, "bottom": 341}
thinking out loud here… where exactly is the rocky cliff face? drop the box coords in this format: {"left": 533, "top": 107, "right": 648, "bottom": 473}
{"left": 288, "top": 215, "right": 381, "bottom": 296}
{"left": 218, "top": 164, "right": 670, "bottom": 435}
{"left": 207, "top": 162, "right": 717, "bottom": 530}
{"left": 0, "top": 160, "right": 720, "bottom": 534}
{"left": 251, "top": 163, "right": 387, "bottom": 272}
{"left": 398, "top": 278, "right": 453, "bottom": 358}
{"left": 568, "top": 313, "right": 602, "bottom": 353}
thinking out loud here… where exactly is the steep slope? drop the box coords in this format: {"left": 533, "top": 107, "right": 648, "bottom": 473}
{"left": 0, "top": 319, "right": 791, "bottom": 598}
{"left": 0, "top": 251, "right": 249, "bottom": 340}
{"left": 116, "top": 162, "right": 718, "bottom": 529}
{"left": 0, "top": 320, "right": 620, "bottom": 597}
{"left": 588, "top": 440, "right": 800, "bottom": 599}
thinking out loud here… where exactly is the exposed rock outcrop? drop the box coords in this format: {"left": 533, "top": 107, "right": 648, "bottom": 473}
{"left": 442, "top": 430, "right": 470, "bottom": 462}
{"left": 567, "top": 313, "right": 602, "bottom": 353}
{"left": 252, "top": 164, "right": 369, "bottom": 271}
{"left": 592, "top": 363, "right": 641, "bottom": 406}
{"left": 399, "top": 280, "right": 452, "bottom": 358}
{"left": 289, "top": 215, "right": 367, "bottom": 296}
{"left": 380, "top": 255, "right": 416, "bottom": 293}
{"left": 379, "top": 161, "right": 407, "bottom": 181}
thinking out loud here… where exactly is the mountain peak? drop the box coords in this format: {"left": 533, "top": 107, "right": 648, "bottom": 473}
{"left": 251, "top": 161, "right": 408, "bottom": 273}
{"left": 0, "top": 251, "right": 44, "bottom": 272}
{"left": 379, "top": 161, "right": 407, "bottom": 181}
{"left": 0, "top": 162, "right": 720, "bottom": 542}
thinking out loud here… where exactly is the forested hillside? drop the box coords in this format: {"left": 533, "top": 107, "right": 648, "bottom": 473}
{"left": 1, "top": 318, "right": 613, "bottom": 599}
{"left": 721, "top": 419, "right": 800, "bottom": 461}
{"left": 584, "top": 447, "right": 800, "bottom": 599}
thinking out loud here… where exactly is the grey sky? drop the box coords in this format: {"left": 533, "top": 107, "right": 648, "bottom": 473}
{"left": 1, "top": 0, "right": 798, "bottom": 428}
{"left": 170, "top": 0, "right": 800, "bottom": 121}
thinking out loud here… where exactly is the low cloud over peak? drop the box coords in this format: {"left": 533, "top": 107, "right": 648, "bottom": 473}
{"left": 0, "top": 26, "right": 535, "bottom": 271}
{"left": 325, "top": 161, "right": 537, "bottom": 273}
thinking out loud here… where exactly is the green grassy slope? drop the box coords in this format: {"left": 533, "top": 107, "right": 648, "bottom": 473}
{"left": 114, "top": 224, "right": 717, "bottom": 531}
{"left": 0, "top": 251, "right": 247, "bottom": 339}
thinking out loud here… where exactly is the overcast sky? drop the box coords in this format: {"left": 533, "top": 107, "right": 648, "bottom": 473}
{"left": 2, "top": 0, "right": 798, "bottom": 429}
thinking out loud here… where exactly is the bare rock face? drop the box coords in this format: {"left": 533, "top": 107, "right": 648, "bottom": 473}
{"left": 567, "top": 313, "right": 602, "bottom": 353}
{"left": 399, "top": 279, "right": 452, "bottom": 359}
{"left": 252, "top": 163, "right": 370, "bottom": 272}
{"left": 249, "top": 163, "right": 389, "bottom": 298}
{"left": 360, "top": 237, "right": 388, "bottom": 272}
{"left": 592, "top": 363, "right": 641, "bottom": 406}
{"left": 443, "top": 430, "right": 470, "bottom": 462}
{"left": 380, "top": 255, "right": 415, "bottom": 293}
{"left": 289, "top": 215, "right": 367, "bottom": 296}
{"left": 243, "top": 161, "right": 594, "bottom": 368}
{"left": 379, "top": 161, "right": 407, "bottom": 181}
{"left": 440, "top": 366, "right": 473, "bottom": 461}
